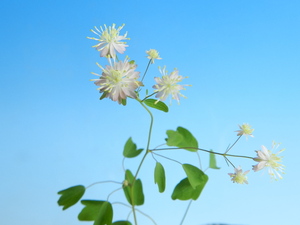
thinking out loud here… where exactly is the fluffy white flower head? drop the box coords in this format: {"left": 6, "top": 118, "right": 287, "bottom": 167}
{"left": 153, "top": 66, "right": 190, "bottom": 104}
{"left": 146, "top": 49, "right": 162, "bottom": 64}
{"left": 87, "top": 24, "right": 129, "bottom": 58}
{"left": 252, "top": 142, "right": 285, "bottom": 180}
{"left": 236, "top": 123, "right": 254, "bottom": 139}
{"left": 228, "top": 166, "right": 250, "bottom": 184}
{"left": 91, "top": 58, "right": 142, "bottom": 104}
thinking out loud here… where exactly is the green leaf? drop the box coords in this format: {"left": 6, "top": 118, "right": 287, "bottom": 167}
{"left": 122, "top": 170, "right": 145, "bottom": 206}
{"left": 78, "top": 200, "right": 104, "bottom": 221}
{"left": 123, "top": 137, "right": 143, "bottom": 158}
{"left": 94, "top": 201, "right": 113, "bottom": 225}
{"left": 57, "top": 185, "right": 85, "bottom": 210}
{"left": 113, "top": 221, "right": 132, "bottom": 225}
{"left": 182, "top": 164, "right": 208, "bottom": 189}
{"left": 209, "top": 150, "right": 220, "bottom": 169}
{"left": 154, "top": 162, "right": 166, "bottom": 193}
{"left": 171, "top": 176, "right": 208, "bottom": 201}
{"left": 78, "top": 200, "right": 113, "bottom": 225}
{"left": 144, "top": 99, "right": 169, "bottom": 112}
{"left": 166, "top": 127, "right": 198, "bottom": 152}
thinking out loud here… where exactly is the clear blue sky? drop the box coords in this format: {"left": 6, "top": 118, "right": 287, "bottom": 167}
{"left": 1, "top": 0, "right": 299, "bottom": 225}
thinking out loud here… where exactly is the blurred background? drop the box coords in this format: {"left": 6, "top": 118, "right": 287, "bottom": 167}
{"left": 1, "top": 0, "right": 299, "bottom": 224}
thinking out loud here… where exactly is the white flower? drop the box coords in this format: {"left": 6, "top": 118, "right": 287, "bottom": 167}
{"left": 146, "top": 49, "right": 162, "bottom": 63}
{"left": 87, "top": 24, "right": 129, "bottom": 58}
{"left": 153, "top": 66, "right": 190, "bottom": 104}
{"left": 235, "top": 123, "right": 254, "bottom": 139}
{"left": 228, "top": 166, "right": 250, "bottom": 184}
{"left": 252, "top": 142, "right": 285, "bottom": 180}
{"left": 91, "top": 58, "right": 142, "bottom": 104}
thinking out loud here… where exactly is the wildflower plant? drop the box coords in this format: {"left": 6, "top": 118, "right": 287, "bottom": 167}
{"left": 57, "top": 24, "right": 286, "bottom": 225}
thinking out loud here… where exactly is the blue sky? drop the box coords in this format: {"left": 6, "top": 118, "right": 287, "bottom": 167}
{"left": 1, "top": 0, "right": 300, "bottom": 224}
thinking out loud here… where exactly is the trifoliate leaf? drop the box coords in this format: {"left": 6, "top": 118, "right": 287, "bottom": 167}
{"left": 123, "top": 137, "right": 143, "bottom": 158}
{"left": 144, "top": 99, "right": 169, "bottom": 112}
{"left": 94, "top": 201, "right": 113, "bottom": 225}
{"left": 166, "top": 127, "right": 198, "bottom": 152}
{"left": 122, "top": 170, "right": 144, "bottom": 206}
{"left": 182, "top": 164, "right": 208, "bottom": 189}
{"left": 154, "top": 162, "right": 166, "bottom": 193}
{"left": 78, "top": 200, "right": 104, "bottom": 221}
{"left": 209, "top": 150, "right": 220, "bottom": 169}
{"left": 57, "top": 185, "right": 85, "bottom": 210}
{"left": 78, "top": 200, "right": 113, "bottom": 225}
{"left": 171, "top": 176, "right": 208, "bottom": 201}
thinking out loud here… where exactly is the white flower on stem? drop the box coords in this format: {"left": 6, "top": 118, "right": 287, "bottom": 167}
{"left": 91, "top": 58, "right": 142, "bottom": 104}
{"left": 228, "top": 166, "right": 250, "bottom": 184}
{"left": 153, "top": 66, "right": 190, "bottom": 104}
{"left": 87, "top": 24, "right": 129, "bottom": 58}
{"left": 235, "top": 123, "right": 254, "bottom": 139}
{"left": 146, "top": 49, "right": 162, "bottom": 64}
{"left": 252, "top": 142, "right": 285, "bottom": 180}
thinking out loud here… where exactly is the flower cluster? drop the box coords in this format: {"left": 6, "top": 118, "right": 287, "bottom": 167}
{"left": 91, "top": 58, "right": 142, "bottom": 104}
{"left": 87, "top": 24, "right": 129, "bottom": 58}
{"left": 153, "top": 66, "right": 190, "bottom": 104}
{"left": 146, "top": 49, "right": 162, "bottom": 63}
{"left": 228, "top": 166, "right": 249, "bottom": 184}
{"left": 88, "top": 24, "right": 189, "bottom": 105}
{"left": 229, "top": 124, "right": 285, "bottom": 184}
{"left": 236, "top": 123, "right": 254, "bottom": 139}
{"left": 252, "top": 142, "right": 285, "bottom": 180}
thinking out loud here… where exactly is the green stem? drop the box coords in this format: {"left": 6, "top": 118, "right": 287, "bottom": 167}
{"left": 130, "top": 98, "right": 154, "bottom": 225}
{"left": 112, "top": 202, "right": 157, "bottom": 225}
{"left": 132, "top": 205, "right": 138, "bottom": 225}
{"left": 141, "top": 60, "right": 152, "bottom": 83}
{"left": 152, "top": 147, "right": 254, "bottom": 160}
{"left": 179, "top": 200, "right": 192, "bottom": 225}
{"left": 151, "top": 152, "right": 182, "bottom": 165}
{"left": 134, "top": 99, "right": 154, "bottom": 179}
{"left": 137, "top": 60, "right": 152, "bottom": 93}
{"left": 225, "top": 135, "right": 242, "bottom": 154}
{"left": 85, "top": 180, "right": 123, "bottom": 189}
{"left": 141, "top": 91, "right": 157, "bottom": 101}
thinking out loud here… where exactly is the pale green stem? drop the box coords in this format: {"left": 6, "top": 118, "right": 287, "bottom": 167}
{"left": 141, "top": 59, "right": 152, "bottom": 83}
{"left": 107, "top": 187, "right": 123, "bottom": 201}
{"left": 179, "top": 200, "right": 193, "bottom": 225}
{"left": 129, "top": 98, "right": 154, "bottom": 225}
{"left": 134, "top": 99, "right": 154, "bottom": 180}
{"left": 137, "top": 59, "right": 152, "bottom": 93}
{"left": 151, "top": 151, "right": 182, "bottom": 165}
{"left": 132, "top": 205, "right": 138, "bottom": 225}
{"left": 225, "top": 135, "right": 242, "bottom": 154}
{"left": 85, "top": 180, "right": 123, "bottom": 189}
{"left": 152, "top": 147, "right": 254, "bottom": 160}
{"left": 141, "top": 91, "right": 157, "bottom": 101}
{"left": 112, "top": 202, "right": 157, "bottom": 225}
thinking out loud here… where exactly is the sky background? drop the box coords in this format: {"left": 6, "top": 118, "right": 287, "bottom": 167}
{"left": 1, "top": 0, "right": 300, "bottom": 225}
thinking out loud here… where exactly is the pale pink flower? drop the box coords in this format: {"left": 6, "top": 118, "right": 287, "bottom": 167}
{"left": 228, "top": 166, "right": 250, "bottom": 184}
{"left": 153, "top": 66, "right": 190, "bottom": 104}
{"left": 91, "top": 58, "right": 142, "bottom": 104}
{"left": 252, "top": 142, "right": 285, "bottom": 180}
{"left": 87, "top": 24, "right": 129, "bottom": 58}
